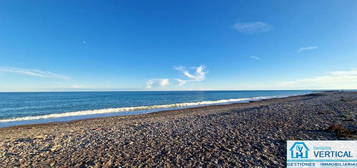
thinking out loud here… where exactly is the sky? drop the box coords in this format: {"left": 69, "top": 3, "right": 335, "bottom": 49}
{"left": 0, "top": 0, "right": 357, "bottom": 91}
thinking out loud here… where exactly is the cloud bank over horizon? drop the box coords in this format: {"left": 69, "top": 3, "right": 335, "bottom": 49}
{"left": 278, "top": 70, "right": 357, "bottom": 89}
{"left": 145, "top": 65, "right": 207, "bottom": 89}
{"left": 146, "top": 79, "right": 170, "bottom": 89}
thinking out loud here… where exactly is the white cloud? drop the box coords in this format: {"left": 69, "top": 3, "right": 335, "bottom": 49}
{"left": 145, "top": 65, "right": 207, "bottom": 89}
{"left": 146, "top": 79, "right": 170, "bottom": 88}
{"left": 250, "top": 56, "right": 261, "bottom": 60}
{"left": 233, "top": 21, "right": 272, "bottom": 33}
{"left": 279, "top": 70, "right": 357, "bottom": 89}
{"left": 175, "top": 65, "right": 207, "bottom": 82}
{"left": 176, "top": 79, "right": 187, "bottom": 86}
{"left": 298, "top": 46, "right": 318, "bottom": 53}
{"left": 0, "top": 66, "right": 70, "bottom": 80}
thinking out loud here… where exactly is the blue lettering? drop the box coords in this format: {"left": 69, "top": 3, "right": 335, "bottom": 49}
{"left": 345, "top": 151, "right": 352, "bottom": 157}
{"left": 314, "top": 151, "right": 319, "bottom": 157}
{"left": 313, "top": 151, "right": 352, "bottom": 158}
{"left": 325, "top": 151, "right": 330, "bottom": 157}
{"left": 337, "top": 151, "right": 343, "bottom": 157}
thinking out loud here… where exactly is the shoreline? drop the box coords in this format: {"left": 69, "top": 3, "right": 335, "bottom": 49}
{"left": 0, "top": 92, "right": 311, "bottom": 129}
{"left": 1, "top": 91, "right": 356, "bottom": 167}
{"left": 0, "top": 92, "right": 308, "bottom": 129}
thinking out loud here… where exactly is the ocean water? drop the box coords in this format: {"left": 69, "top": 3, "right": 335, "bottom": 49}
{"left": 0, "top": 90, "right": 313, "bottom": 127}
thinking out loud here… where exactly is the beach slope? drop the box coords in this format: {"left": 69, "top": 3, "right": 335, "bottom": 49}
{"left": 0, "top": 91, "right": 356, "bottom": 167}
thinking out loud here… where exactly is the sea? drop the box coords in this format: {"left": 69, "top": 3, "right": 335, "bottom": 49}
{"left": 0, "top": 90, "right": 314, "bottom": 127}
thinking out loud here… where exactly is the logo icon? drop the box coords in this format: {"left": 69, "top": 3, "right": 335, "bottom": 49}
{"left": 289, "top": 142, "right": 309, "bottom": 158}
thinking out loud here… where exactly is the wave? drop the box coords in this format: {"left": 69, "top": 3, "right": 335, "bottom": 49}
{"left": 0, "top": 96, "right": 277, "bottom": 123}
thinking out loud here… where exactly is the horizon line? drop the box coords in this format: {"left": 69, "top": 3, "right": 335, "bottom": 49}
{"left": 0, "top": 89, "right": 352, "bottom": 93}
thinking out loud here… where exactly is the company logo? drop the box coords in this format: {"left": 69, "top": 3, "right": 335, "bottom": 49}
{"left": 289, "top": 142, "right": 309, "bottom": 159}
{"left": 287, "top": 141, "right": 357, "bottom": 168}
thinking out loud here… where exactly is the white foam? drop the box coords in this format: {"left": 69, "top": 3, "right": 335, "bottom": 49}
{"left": 0, "top": 96, "right": 276, "bottom": 123}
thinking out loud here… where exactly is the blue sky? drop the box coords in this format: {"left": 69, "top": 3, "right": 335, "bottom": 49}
{"left": 0, "top": 0, "right": 357, "bottom": 91}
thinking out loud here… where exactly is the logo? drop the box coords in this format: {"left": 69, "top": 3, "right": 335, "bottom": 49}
{"left": 287, "top": 141, "right": 357, "bottom": 168}
{"left": 289, "top": 142, "right": 309, "bottom": 159}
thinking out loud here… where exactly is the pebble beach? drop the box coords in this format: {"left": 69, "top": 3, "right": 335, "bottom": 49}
{"left": 0, "top": 91, "right": 356, "bottom": 167}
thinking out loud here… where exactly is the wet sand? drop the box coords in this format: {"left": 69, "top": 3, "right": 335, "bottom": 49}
{"left": 0, "top": 91, "right": 356, "bottom": 167}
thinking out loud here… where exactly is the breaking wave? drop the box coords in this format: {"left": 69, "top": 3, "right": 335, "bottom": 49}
{"left": 0, "top": 96, "right": 276, "bottom": 123}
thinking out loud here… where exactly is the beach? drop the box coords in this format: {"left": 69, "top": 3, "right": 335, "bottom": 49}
{"left": 0, "top": 91, "right": 356, "bottom": 167}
